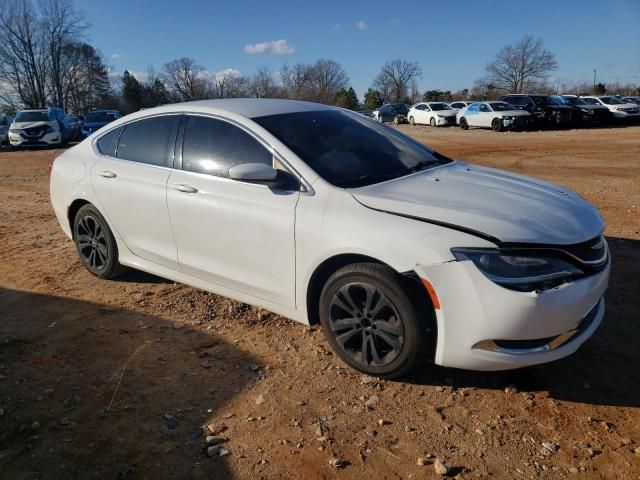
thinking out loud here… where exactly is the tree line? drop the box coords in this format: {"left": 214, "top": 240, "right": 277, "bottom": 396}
{"left": 0, "top": 0, "right": 638, "bottom": 116}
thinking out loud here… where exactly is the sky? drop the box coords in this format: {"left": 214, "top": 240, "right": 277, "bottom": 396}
{"left": 78, "top": 0, "right": 640, "bottom": 98}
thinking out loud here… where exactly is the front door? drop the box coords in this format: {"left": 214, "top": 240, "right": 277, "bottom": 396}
{"left": 166, "top": 115, "right": 299, "bottom": 308}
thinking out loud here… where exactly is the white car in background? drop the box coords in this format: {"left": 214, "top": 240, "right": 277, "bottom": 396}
{"left": 9, "top": 108, "right": 70, "bottom": 147}
{"left": 581, "top": 96, "right": 640, "bottom": 119}
{"left": 449, "top": 101, "right": 477, "bottom": 111}
{"left": 459, "top": 101, "right": 532, "bottom": 131}
{"left": 50, "top": 99, "right": 609, "bottom": 378}
{"left": 408, "top": 102, "right": 458, "bottom": 127}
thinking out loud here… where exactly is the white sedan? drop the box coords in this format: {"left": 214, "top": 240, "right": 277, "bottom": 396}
{"left": 407, "top": 102, "right": 458, "bottom": 126}
{"left": 50, "top": 99, "right": 609, "bottom": 377}
{"left": 581, "top": 96, "right": 640, "bottom": 119}
{"left": 459, "top": 101, "right": 532, "bottom": 131}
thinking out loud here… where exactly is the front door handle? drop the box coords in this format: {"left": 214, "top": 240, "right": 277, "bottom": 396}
{"left": 98, "top": 170, "right": 117, "bottom": 178}
{"left": 170, "top": 183, "right": 198, "bottom": 194}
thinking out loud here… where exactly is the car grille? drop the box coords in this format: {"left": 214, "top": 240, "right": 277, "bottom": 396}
{"left": 23, "top": 126, "right": 47, "bottom": 138}
{"left": 622, "top": 108, "right": 639, "bottom": 114}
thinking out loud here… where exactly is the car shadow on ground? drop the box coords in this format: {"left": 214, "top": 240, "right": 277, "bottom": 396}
{"left": 0, "top": 287, "right": 258, "bottom": 479}
{"left": 405, "top": 236, "right": 640, "bottom": 409}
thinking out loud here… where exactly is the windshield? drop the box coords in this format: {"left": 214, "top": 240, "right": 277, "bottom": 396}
{"left": 253, "top": 110, "right": 452, "bottom": 188}
{"left": 429, "top": 103, "right": 452, "bottom": 111}
{"left": 582, "top": 97, "right": 600, "bottom": 105}
{"left": 531, "top": 96, "right": 561, "bottom": 106}
{"left": 85, "top": 111, "right": 118, "bottom": 122}
{"left": 561, "top": 96, "right": 582, "bottom": 105}
{"left": 15, "top": 111, "right": 51, "bottom": 122}
{"left": 600, "top": 96, "right": 624, "bottom": 105}
{"left": 489, "top": 102, "right": 514, "bottom": 112}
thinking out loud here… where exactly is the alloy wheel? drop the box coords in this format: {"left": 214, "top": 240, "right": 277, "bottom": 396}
{"left": 76, "top": 214, "right": 108, "bottom": 270}
{"left": 328, "top": 282, "right": 404, "bottom": 367}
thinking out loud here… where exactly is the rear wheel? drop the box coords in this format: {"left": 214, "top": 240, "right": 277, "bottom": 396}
{"left": 73, "top": 204, "right": 127, "bottom": 279}
{"left": 492, "top": 118, "right": 503, "bottom": 132}
{"left": 429, "top": 117, "right": 436, "bottom": 127}
{"left": 319, "top": 263, "right": 431, "bottom": 378}
{"left": 460, "top": 117, "right": 469, "bottom": 130}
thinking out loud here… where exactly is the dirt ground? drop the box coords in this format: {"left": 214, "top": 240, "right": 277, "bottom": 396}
{"left": 0, "top": 124, "right": 639, "bottom": 480}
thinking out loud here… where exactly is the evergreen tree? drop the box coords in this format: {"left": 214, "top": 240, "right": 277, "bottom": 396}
{"left": 122, "top": 71, "right": 143, "bottom": 113}
{"left": 333, "top": 87, "right": 359, "bottom": 110}
{"left": 363, "top": 88, "right": 382, "bottom": 110}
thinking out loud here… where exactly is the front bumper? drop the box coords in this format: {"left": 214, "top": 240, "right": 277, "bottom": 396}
{"left": 416, "top": 258, "right": 610, "bottom": 371}
{"left": 9, "top": 131, "right": 61, "bottom": 147}
{"left": 612, "top": 111, "right": 640, "bottom": 119}
{"left": 436, "top": 116, "right": 457, "bottom": 126}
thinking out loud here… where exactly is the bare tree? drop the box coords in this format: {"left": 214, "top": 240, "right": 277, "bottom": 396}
{"left": 483, "top": 36, "right": 558, "bottom": 93}
{"left": 0, "top": 0, "right": 48, "bottom": 107}
{"left": 308, "top": 58, "right": 348, "bottom": 104}
{"left": 280, "top": 59, "right": 349, "bottom": 103}
{"left": 248, "top": 66, "right": 281, "bottom": 98}
{"left": 279, "top": 62, "right": 314, "bottom": 99}
{"left": 41, "top": 0, "right": 87, "bottom": 108}
{"left": 161, "top": 57, "right": 207, "bottom": 101}
{"left": 210, "top": 69, "right": 248, "bottom": 98}
{"left": 372, "top": 59, "right": 422, "bottom": 103}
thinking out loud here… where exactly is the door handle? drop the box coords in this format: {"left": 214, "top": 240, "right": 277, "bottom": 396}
{"left": 98, "top": 170, "right": 117, "bottom": 178}
{"left": 170, "top": 183, "right": 198, "bottom": 194}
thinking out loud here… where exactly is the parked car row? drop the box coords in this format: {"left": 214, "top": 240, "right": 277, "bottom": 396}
{"left": 2, "top": 107, "right": 121, "bottom": 148}
{"left": 372, "top": 94, "right": 640, "bottom": 132}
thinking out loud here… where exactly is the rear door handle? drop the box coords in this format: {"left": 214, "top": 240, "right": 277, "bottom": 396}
{"left": 170, "top": 183, "right": 198, "bottom": 194}
{"left": 98, "top": 170, "right": 117, "bottom": 178}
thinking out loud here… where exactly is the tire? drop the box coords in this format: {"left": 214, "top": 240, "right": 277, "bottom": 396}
{"left": 409, "top": 116, "right": 415, "bottom": 125}
{"left": 460, "top": 117, "right": 469, "bottom": 130}
{"left": 73, "top": 204, "right": 127, "bottom": 279}
{"left": 319, "top": 262, "right": 431, "bottom": 378}
{"left": 492, "top": 118, "right": 503, "bottom": 132}
{"left": 377, "top": 114, "right": 383, "bottom": 123}
{"left": 393, "top": 115, "right": 400, "bottom": 125}
{"left": 429, "top": 117, "right": 436, "bottom": 127}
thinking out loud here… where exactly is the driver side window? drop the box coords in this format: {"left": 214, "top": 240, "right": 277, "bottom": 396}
{"left": 181, "top": 116, "right": 273, "bottom": 178}
{"left": 479, "top": 104, "right": 491, "bottom": 113}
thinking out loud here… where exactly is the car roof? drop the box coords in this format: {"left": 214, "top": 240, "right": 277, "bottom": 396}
{"left": 166, "top": 98, "right": 335, "bottom": 118}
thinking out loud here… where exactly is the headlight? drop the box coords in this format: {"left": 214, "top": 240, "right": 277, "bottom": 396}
{"left": 44, "top": 125, "right": 55, "bottom": 134}
{"left": 9, "top": 128, "right": 20, "bottom": 134}
{"left": 451, "top": 248, "right": 583, "bottom": 292}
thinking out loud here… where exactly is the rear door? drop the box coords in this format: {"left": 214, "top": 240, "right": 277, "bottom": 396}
{"left": 166, "top": 114, "right": 299, "bottom": 307}
{"left": 478, "top": 103, "right": 493, "bottom": 127}
{"left": 90, "top": 115, "right": 181, "bottom": 270}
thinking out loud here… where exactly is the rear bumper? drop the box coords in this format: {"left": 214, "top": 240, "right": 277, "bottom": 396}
{"left": 416, "top": 257, "right": 610, "bottom": 371}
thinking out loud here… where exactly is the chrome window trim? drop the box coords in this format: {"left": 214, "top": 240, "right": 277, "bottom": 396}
{"left": 91, "top": 111, "right": 314, "bottom": 196}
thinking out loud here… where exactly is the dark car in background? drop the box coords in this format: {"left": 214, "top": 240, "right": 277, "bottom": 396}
{"left": 66, "top": 114, "right": 84, "bottom": 140}
{"left": 0, "top": 114, "right": 14, "bottom": 145}
{"left": 500, "top": 94, "right": 578, "bottom": 128}
{"left": 81, "top": 110, "right": 121, "bottom": 137}
{"left": 373, "top": 103, "right": 410, "bottom": 124}
{"left": 560, "top": 95, "right": 611, "bottom": 125}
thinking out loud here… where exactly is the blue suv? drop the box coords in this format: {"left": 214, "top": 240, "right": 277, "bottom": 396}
{"left": 82, "top": 110, "right": 122, "bottom": 137}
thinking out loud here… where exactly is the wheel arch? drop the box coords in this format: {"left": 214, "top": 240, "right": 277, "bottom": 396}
{"left": 67, "top": 198, "right": 91, "bottom": 238}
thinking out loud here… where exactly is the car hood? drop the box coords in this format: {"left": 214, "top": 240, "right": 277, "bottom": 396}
{"left": 11, "top": 121, "right": 55, "bottom": 130}
{"left": 432, "top": 110, "right": 457, "bottom": 117}
{"left": 499, "top": 110, "right": 531, "bottom": 117}
{"left": 350, "top": 161, "right": 604, "bottom": 245}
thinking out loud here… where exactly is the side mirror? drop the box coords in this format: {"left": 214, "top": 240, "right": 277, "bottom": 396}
{"left": 228, "top": 163, "right": 300, "bottom": 190}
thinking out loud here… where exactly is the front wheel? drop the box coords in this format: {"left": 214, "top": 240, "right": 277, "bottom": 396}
{"left": 460, "top": 117, "right": 469, "bottom": 130}
{"left": 377, "top": 114, "right": 383, "bottom": 123}
{"left": 409, "top": 116, "right": 415, "bottom": 125}
{"left": 73, "top": 204, "right": 127, "bottom": 279}
{"left": 429, "top": 117, "right": 436, "bottom": 127}
{"left": 492, "top": 118, "right": 503, "bottom": 132}
{"left": 319, "top": 263, "right": 431, "bottom": 378}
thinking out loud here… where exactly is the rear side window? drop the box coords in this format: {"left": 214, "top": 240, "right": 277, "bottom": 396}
{"left": 116, "top": 115, "right": 179, "bottom": 167}
{"left": 181, "top": 115, "right": 272, "bottom": 178}
{"left": 96, "top": 127, "right": 123, "bottom": 157}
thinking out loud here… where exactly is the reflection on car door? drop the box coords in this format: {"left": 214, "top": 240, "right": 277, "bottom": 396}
{"left": 166, "top": 115, "right": 299, "bottom": 308}
{"left": 90, "top": 115, "right": 181, "bottom": 270}
{"left": 478, "top": 104, "right": 493, "bottom": 127}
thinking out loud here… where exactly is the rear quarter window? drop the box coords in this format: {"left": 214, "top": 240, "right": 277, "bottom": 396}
{"left": 96, "top": 127, "right": 123, "bottom": 157}
{"left": 116, "top": 115, "right": 179, "bottom": 167}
